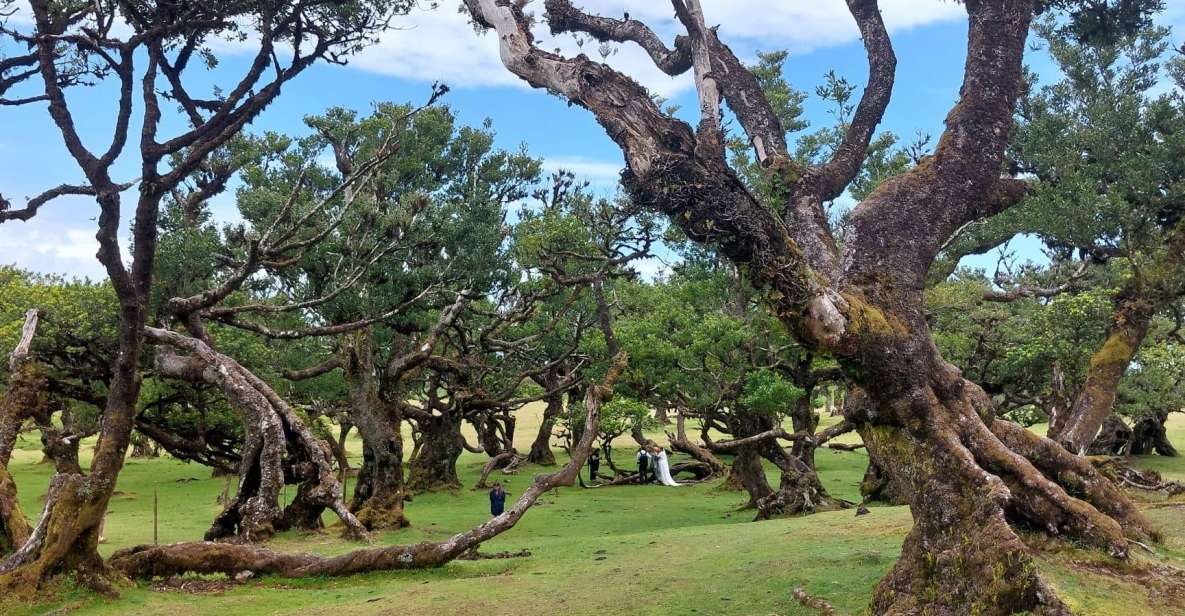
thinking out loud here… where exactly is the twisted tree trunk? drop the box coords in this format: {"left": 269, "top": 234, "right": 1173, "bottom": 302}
{"left": 1087, "top": 415, "right": 1133, "bottom": 456}
{"left": 1130, "top": 411, "right": 1177, "bottom": 456}
{"left": 0, "top": 310, "right": 41, "bottom": 555}
{"left": 1, "top": 231, "right": 147, "bottom": 597}
{"left": 1048, "top": 292, "right": 1154, "bottom": 453}
{"left": 1049, "top": 223, "right": 1185, "bottom": 454}
{"left": 788, "top": 392, "right": 819, "bottom": 469}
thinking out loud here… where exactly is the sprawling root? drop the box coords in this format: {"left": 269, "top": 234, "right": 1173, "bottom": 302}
{"left": 754, "top": 469, "right": 850, "bottom": 521}
{"left": 857, "top": 376, "right": 1158, "bottom": 615}
{"left": 862, "top": 422, "right": 1069, "bottom": 615}
{"left": 988, "top": 419, "right": 1157, "bottom": 544}
{"left": 1091, "top": 457, "right": 1185, "bottom": 496}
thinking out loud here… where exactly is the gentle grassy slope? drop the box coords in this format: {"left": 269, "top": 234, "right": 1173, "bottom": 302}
{"left": 4, "top": 410, "right": 1185, "bottom": 615}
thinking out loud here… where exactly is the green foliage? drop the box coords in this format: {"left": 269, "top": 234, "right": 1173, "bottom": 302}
{"left": 1117, "top": 337, "right": 1185, "bottom": 419}
{"left": 738, "top": 370, "right": 805, "bottom": 417}
{"left": 571, "top": 396, "right": 656, "bottom": 442}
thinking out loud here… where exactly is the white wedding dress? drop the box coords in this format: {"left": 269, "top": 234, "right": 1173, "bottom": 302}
{"left": 652, "top": 450, "right": 681, "bottom": 486}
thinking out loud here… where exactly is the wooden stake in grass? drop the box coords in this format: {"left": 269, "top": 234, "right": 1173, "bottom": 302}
{"left": 153, "top": 485, "right": 159, "bottom": 545}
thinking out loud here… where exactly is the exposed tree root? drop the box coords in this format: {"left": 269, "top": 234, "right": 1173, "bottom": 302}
{"left": 457, "top": 547, "right": 531, "bottom": 560}
{"left": 854, "top": 373, "right": 1159, "bottom": 615}
{"left": 793, "top": 586, "right": 837, "bottom": 615}
{"left": 1064, "top": 557, "right": 1185, "bottom": 611}
{"left": 862, "top": 421, "right": 1071, "bottom": 616}
{"left": 754, "top": 471, "right": 852, "bottom": 521}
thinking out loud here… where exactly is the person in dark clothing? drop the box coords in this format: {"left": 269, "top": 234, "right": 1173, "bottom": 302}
{"left": 588, "top": 449, "right": 601, "bottom": 483}
{"left": 489, "top": 483, "right": 507, "bottom": 516}
{"left": 636, "top": 447, "right": 651, "bottom": 484}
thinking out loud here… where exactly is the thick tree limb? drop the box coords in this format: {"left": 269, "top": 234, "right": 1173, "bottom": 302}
{"left": 543, "top": 1, "right": 691, "bottom": 76}
{"left": 798, "top": 0, "right": 896, "bottom": 203}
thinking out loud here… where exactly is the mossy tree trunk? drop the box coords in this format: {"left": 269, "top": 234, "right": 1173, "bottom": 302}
{"left": 0, "top": 311, "right": 44, "bottom": 555}
{"left": 1048, "top": 292, "right": 1154, "bottom": 453}
{"left": 728, "top": 447, "right": 772, "bottom": 507}
{"left": 1, "top": 267, "right": 143, "bottom": 597}
{"left": 343, "top": 333, "right": 410, "bottom": 531}
{"left": 1048, "top": 223, "right": 1185, "bottom": 454}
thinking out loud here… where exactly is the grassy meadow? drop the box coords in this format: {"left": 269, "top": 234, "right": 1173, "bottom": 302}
{"left": 3, "top": 407, "right": 1184, "bottom": 615}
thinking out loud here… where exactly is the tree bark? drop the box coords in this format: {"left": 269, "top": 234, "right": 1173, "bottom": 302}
{"left": 1087, "top": 415, "right": 1133, "bottom": 456}
{"left": 0, "top": 310, "right": 41, "bottom": 555}
{"left": 460, "top": 0, "right": 1158, "bottom": 611}
{"left": 788, "top": 391, "right": 819, "bottom": 469}
{"left": 1048, "top": 219, "right": 1185, "bottom": 454}
{"left": 0, "top": 248, "right": 145, "bottom": 596}
{"left": 725, "top": 446, "right": 772, "bottom": 508}
{"left": 147, "top": 328, "right": 366, "bottom": 542}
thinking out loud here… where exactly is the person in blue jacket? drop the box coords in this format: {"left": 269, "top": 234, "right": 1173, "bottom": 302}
{"left": 489, "top": 482, "right": 508, "bottom": 516}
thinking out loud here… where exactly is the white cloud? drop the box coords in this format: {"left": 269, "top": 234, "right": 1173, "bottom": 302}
{"left": 0, "top": 224, "right": 111, "bottom": 280}
{"left": 541, "top": 155, "right": 625, "bottom": 187}
{"left": 344, "top": 0, "right": 964, "bottom": 95}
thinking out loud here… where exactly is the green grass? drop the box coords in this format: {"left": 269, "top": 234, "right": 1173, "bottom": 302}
{"left": 3, "top": 409, "right": 1185, "bottom": 615}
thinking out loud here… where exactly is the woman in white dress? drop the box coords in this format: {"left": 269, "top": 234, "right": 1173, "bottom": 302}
{"left": 650, "top": 445, "right": 680, "bottom": 486}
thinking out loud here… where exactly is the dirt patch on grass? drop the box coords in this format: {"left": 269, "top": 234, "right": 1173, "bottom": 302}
{"left": 1068, "top": 558, "right": 1185, "bottom": 609}
{"left": 150, "top": 577, "right": 237, "bottom": 594}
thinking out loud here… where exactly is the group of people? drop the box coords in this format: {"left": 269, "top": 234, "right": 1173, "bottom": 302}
{"left": 636, "top": 444, "right": 681, "bottom": 486}
{"left": 586, "top": 443, "right": 680, "bottom": 486}
{"left": 489, "top": 442, "right": 682, "bottom": 517}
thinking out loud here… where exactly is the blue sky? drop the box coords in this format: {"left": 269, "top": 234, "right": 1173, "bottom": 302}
{"left": 1, "top": 0, "right": 1182, "bottom": 280}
